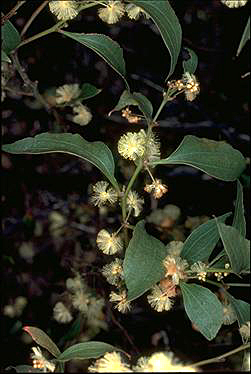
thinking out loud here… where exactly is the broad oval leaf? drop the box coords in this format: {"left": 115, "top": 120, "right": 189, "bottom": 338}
{"left": 180, "top": 282, "right": 223, "bottom": 341}
{"left": 236, "top": 17, "right": 250, "bottom": 57}
{"left": 123, "top": 220, "right": 167, "bottom": 301}
{"left": 216, "top": 222, "right": 250, "bottom": 273}
{"left": 60, "top": 31, "right": 129, "bottom": 89}
{"left": 130, "top": 0, "right": 182, "bottom": 79}
{"left": 181, "top": 212, "right": 231, "bottom": 264}
{"left": 2, "top": 20, "right": 21, "bottom": 54}
{"left": 109, "top": 90, "right": 153, "bottom": 121}
{"left": 151, "top": 135, "right": 246, "bottom": 181}
{"left": 2, "top": 133, "right": 119, "bottom": 190}
{"left": 183, "top": 47, "right": 198, "bottom": 74}
{"left": 225, "top": 292, "right": 250, "bottom": 327}
{"left": 233, "top": 179, "right": 246, "bottom": 238}
{"left": 23, "top": 326, "right": 61, "bottom": 358}
{"left": 55, "top": 342, "right": 124, "bottom": 362}
{"left": 78, "top": 83, "right": 102, "bottom": 101}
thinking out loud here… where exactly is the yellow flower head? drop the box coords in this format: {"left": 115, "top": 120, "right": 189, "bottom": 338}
{"left": 49, "top": 1, "right": 79, "bottom": 21}
{"left": 72, "top": 289, "right": 91, "bottom": 313}
{"left": 109, "top": 290, "right": 131, "bottom": 313}
{"left": 55, "top": 83, "right": 80, "bottom": 104}
{"left": 97, "top": 229, "right": 123, "bottom": 255}
{"left": 182, "top": 72, "right": 200, "bottom": 102}
{"left": 144, "top": 179, "right": 168, "bottom": 199}
{"left": 98, "top": 1, "right": 125, "bottom": 24}
{"left": 88, "top": 351, "right": 131, "bottom": 372}
{"left": 101, "top": 258, "right": 123, "bottom": 285}
{"left": 163, "top": 255, "right": 188, "bottom": 285}
{"left": 72, "top": 103, "right": 92, "bottom": 126}
{"left": 147, "top": 284, "right": 174, "bottom": 312}
{"left": 190, "top": 261, "right": 208, "bottom": 282}
{"left": 221, "top": 0, "right": 248, "bottom": 7}
{"left": 141, "top": 129, "right": 161, "bottom": 163}
{"left": 90, "top": 181, "right": 118, "bottom": 207}
{"left": 118, "top": 131, "right": 145, "bottom": 161}
{"left": 126, "top": 190, "right": 144, "bottom": 217}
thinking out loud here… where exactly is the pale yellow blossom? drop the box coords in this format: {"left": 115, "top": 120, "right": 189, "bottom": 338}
{"left": 97, "top": 229, "right": 123, "bottom": 255}
{"left": 55, "top": 83, "right": 80, "bottom": 104}
{"left": 126, "top": 190, "right": 144, "bottom": 217}
{"left": 98, "top": 1, "right": 125, "bottom": 24}
{"left": 72, "top": 103, "right": 92, "bottom": 125}
{"left": 90, "top": 181, "right": 118, "bottom": 207}
{"left": 221, "top": 0, "right": 247, "bottom": 7}
{"left": 88, "top": 351, "right": 131, "bottom": 372}
{"left": 49, "top": 0, "right": 79, "bottom": 21}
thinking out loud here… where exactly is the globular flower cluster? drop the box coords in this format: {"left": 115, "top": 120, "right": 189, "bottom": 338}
{"left": 55, "top": 83, "right": 81, "bottom": 104}
{"left": 239, "top": 321, "right": 250, "bottom": 341}
{"left": 97, "top": 229, "right": 123, "bottom": 255}
{"left": 53, "top": 301, "right": 73, "bottom": 324}
{"left": 109, "top": 290, "right": 131, "bottom": 313}
{"left": 72, "top": 103, "right": 93, "bottom": 126}
{"left": 163, "top": 255, "right": 188, "bottom": 285}
{"left": 90, "top": 181, "right": 118, "bottom": 207}
{"left": 190, "top": 261, "right": 208, "bottom": 282}
{"left": 101, "top": 258, "right": 124, "bottom": 286}
{"left": 221, "top": 0, "right": 248, "bottom": 8}
{"left": 49, "top": 0, "right": 79, "bottom": 21}
{"left": 98, "top": 1, "right": 125, "bottom": 24}
{"left": 147, "top": 282, "right": 175, "bottom": 313}
{"left": 125, "top": 4, "right": 150, "bottom": 20}
{"left": 88, "top": 350, "right": 197, "bottom": 372}
{"left": 126, "top": 190, "right": 144, "bottom": 217}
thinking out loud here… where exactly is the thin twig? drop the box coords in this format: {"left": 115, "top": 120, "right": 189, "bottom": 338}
{"left": 4, "top": 86, "right": 33, "bottom": 96}
{"left": 11, "top": 50, "right": 51, "bottom": 112}
{"left": 21, "top": 0, "right": 49, "bottom": 37}
{"left": 1, "top": 1, "right": 26, "bottom": 26}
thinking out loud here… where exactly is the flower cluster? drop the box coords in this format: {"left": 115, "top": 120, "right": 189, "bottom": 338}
{"left": 167, "top": 72, "right": 200, "bottom": 102}
{"left": 31, "top": 346, "right": 55, "bottom": 372}
{"left": 144, "top": 179, "right": 168, "bottom": 199}
{"left": 147, "top": 281, "right": 176, "bottom": 312}
{"left": 239, "top": 321, "right": 250, "bottom": 341}
{"left": 97, "top": 229, "right": 123, "bottom": 255}
{"left": 125, "top": 4, "right": 150, "bottom": 20}
{"left": 163, "top": 255, "right": 188, "bottom": 285}
{"left": 55, "top": 83, "right": 80, "bottom": 104}
{"left": 190, "top": 261, "right": 208, "bottom": 282}
{"left": 88, "top": 351, "right": 131, "bottom": 372}
{"left": 49, "top": 1, "right": 79, "bottom": 21}
{"left": 118, "top": 131, "right": 146, "bottom": 161}
{"left": 72, "top": 103, "right": 92, "bottom": 126}
{"left": 214, "top": 263, "right": 230, "bottom": 281}
{"left": 126, "top": 190, "right": 144, "bottom": 217}
{"left": 121, "top": 107, "right": 141, "bottom": 124}
{"left": 101, "top": 258, "right": 124, "bottom": 285}
{"left": 98, "top": 1, "right": 125, "bottom": 24}
{"left": 90, "top": 181, "right": 118, "bottom": 207}
{"left": 53, "top": 301, "right": 73, "bottom": 323}
{"left": 109, "top": 290, "right": 131, "bottom": 313}
{"left": 221, "top": 0, "right": 248, "bottom": 7}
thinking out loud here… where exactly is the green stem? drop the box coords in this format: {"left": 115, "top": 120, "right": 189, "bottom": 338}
{"left": 190, "top": 343, "right": 250, "bottom": 368}
{"left": 153, "top": 95, "right": 168, "bottom": 122}
{"left": 226, "top": 283, "right": 250, "bottom": 287}
{"left": 204, "top": 279, "right": 223, "bottom": 287}
{"left": 16, "top": 2, "right": 99, "bottom": 50}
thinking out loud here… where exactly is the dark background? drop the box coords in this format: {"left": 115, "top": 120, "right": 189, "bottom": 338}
{"left": 1, "top": 0, "right": 250, "bottom": 372}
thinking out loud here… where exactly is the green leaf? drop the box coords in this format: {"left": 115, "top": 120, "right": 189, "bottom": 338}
{"left": 180, "top": 212, "right": 231, "bottom": 264}
{"left": 2, "top": 20, "right": 21, "bottom": 54}
{"left": 180, "top": 282, "right": 223, "bottom": 341}
{"left": 210, "top": 249, "right": 229, "bottom": 268}
{"left": 183, "top": 47, "right": 198, "bottom": 74}
{"left": 216, "top": 222, "right": 250, "bottom": 273}
{"left": 55, "top": 342, "right": 124, "bottom": 362}
{"left": 61, "top": 31, "right": 129, "bottom": 89}
{"left": 233, "top": 180, "right": 246, "bottom": 238}
{"left": 236, "top": 17, "right": 250, "bottom": 57}
{"left": 130, "top": 0, "right": 182, "bottom": 79}
{"left": 109, "top": 90, "right": 153, "bottom": 120}
{"left": 151, "top": 135, "right": 246, "bottom": 181}
{"left": 23, "top": 326, "right": 61, "bottom": 358}
{"left": 225, "top": 292, "right": 250, "bottom": 327}
{"left": 123, "top": 220, "right": 167, "bottom": 302}
{"left": 78, "top": 83, "right": 102, "bottom": 101}
{"left": 2, "top": 133, "right": 119, "bottom": 190}
{"left": 1, "top": 49, "right": 11, "bottom": 63}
